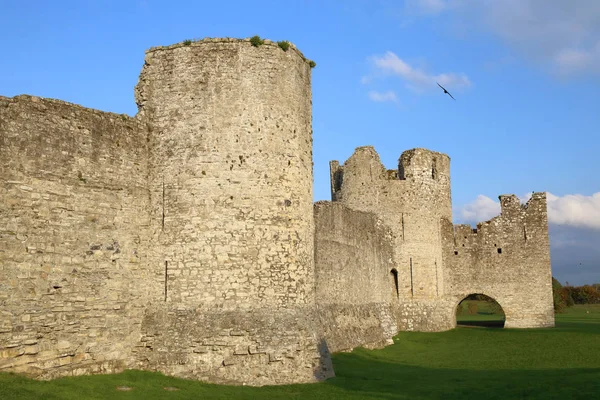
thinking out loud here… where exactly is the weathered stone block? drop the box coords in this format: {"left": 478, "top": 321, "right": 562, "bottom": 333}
{"left": 248, "top": 345, "right": 266, "bottom": 355}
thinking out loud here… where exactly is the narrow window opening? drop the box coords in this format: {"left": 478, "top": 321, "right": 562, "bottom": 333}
{"left": 164, "top": 261, "right": 168, "bottom": 301}
{"left": 161, "top": 180, "right": 165, "bottom": 230}
{"left": 472, "top": 228, "right": 478, "bottom": 234}
{"left": 523, "top": 226, "right": 527, "bottom": 241}
{"left": 390, "top": 269, "right": 399, "bottom": 298}
{"left": 409, "top": 258, "right": 414, "bottom": 297}
{"left": 454, "top": 250, "right": 458, "bottom": 255}
{"left": 401, "top": 213, "right": 405, "bottom": 241}
{"left": 398, "top": 163, "right": 405, "bottom": 180}
{"left": 435, "top": 261, "right": 439, "bottom": 297}
{"left": 497, "top": 248, "right": 502, "bottom": 254}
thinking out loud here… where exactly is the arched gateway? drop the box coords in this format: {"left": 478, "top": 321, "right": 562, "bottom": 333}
{"left": 455, "top": 294, "right": 506, "bottom": 328}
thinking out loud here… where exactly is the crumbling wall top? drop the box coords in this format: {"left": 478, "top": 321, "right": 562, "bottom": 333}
{"left": 144, "top": 37, "right": 311, "bottom": 64}
{"left": 1, "top": 94, "right": 135, "bottom": 122}
{"left": 399, "top": 147, "right": 450, "bottom": 181}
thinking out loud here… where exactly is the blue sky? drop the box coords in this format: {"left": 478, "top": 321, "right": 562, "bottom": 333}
{"left": 1, "top": 0, "right": 599, "bottom": 284}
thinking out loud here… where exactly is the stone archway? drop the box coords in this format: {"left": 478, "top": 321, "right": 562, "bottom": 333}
{"left": 455, "top": 293, "right": 505, "bottom": 328}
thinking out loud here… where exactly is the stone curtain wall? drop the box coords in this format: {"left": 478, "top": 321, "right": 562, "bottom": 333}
{"left": 0, "top": 96, "right": 151, "bottom": 377}
{"left": 135, "top": 307, "right": 333, "bottom": 386}
{"left": 313, "top": 202, "right": 398, "bottom": 351}
{"left": 441, "top": 193, "right": 555, "bottom": 328}
{"left": 314, "top": 202, "right": 395, "bottom": 304}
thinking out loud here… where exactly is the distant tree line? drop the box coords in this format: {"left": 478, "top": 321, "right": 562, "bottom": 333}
{"left": 552, "top": 277, "right": 600, "bottom": 312}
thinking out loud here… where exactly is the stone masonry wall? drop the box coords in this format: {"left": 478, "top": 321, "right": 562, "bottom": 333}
{"left": 0, "top": 95, "right": 151, "bottom": 377}
{"left": 314, "top": 201, "right": 398, "bottom": 351}
{"left": 134, "top": 306, "right": 333, "bottom": 386}
{"left": 135, "top": 38, "right": 315, "bottom": 310}
{"left": 314, "top": 201, "right": 395, "bottom": 304}
{"left": 441, "top": 193, "right": 555, "bottom": 328}
{"left": 0, "top": 37, "right": 555, "bottom": 386}
{"left": 329, "top": 146, "right": 554, "bottom": 331}
{"left": 330, "top": 146, "right": 453, "bottom": 331}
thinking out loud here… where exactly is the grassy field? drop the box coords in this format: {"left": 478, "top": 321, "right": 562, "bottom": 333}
{"left": 456, "top": 299, "right": 506, "bottom": 327}
{"left": 1, "top": 305, "right": 599, "bottom": 400}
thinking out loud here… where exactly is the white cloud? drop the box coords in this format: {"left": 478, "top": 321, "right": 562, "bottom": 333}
{"left": 404, "top": 0, "right": 600, "bottom": 76}
{"left": 553, "top": 42, "right": 600, "bottom": 75}
{"left": 459, "top": 192, "right": 600, "bottom": 230}
{"left": 546, "top": 192, "right": 600, "bottom": 230}
{"left": 367, "top": 51, "right": 471, "bottom": 92}
{"left": 459, "top": 194, "right": 501, "bottom": 222}
{"left": 368, "top": 90, "right": 398, "bottom": 103}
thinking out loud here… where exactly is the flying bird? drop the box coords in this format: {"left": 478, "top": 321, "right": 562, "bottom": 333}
{"left": 437, "top": 82, "right": 455, "bottom": 100}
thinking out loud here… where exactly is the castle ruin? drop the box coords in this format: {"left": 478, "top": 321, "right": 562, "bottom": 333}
{"left": 0, "top": 38, "right": 554, "bottom": 386}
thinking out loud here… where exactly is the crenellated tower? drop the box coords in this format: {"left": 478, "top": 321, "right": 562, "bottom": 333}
{"left": 330, "top": 147, "right": 451, "bottom": 303}
{"left": 396, "top": 149, "right": 451, "bottom": 300}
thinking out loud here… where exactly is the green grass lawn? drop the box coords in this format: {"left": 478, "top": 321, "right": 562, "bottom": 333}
{"left": 2, "top": 305, "right": 599, "bottom": 400}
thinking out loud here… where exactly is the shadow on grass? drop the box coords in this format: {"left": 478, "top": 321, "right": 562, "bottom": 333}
{"left": 456, "top": 320, "right": 505, "bottom": 328}
{"left": 3, "top": 363, "right": 599, "bottom": 400}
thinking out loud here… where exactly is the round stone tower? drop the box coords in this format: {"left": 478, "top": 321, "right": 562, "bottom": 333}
{"left": 135, "top": 38, "right": 314, "bottom": 309}
{"left": 133, "top": 38, "right": 331, "bottom": 385}
{"left": 396, "top": 148, "right": 451, "bottom": 300}
{"left": 398, "top": 148, "right": 451, "bottom": 219}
